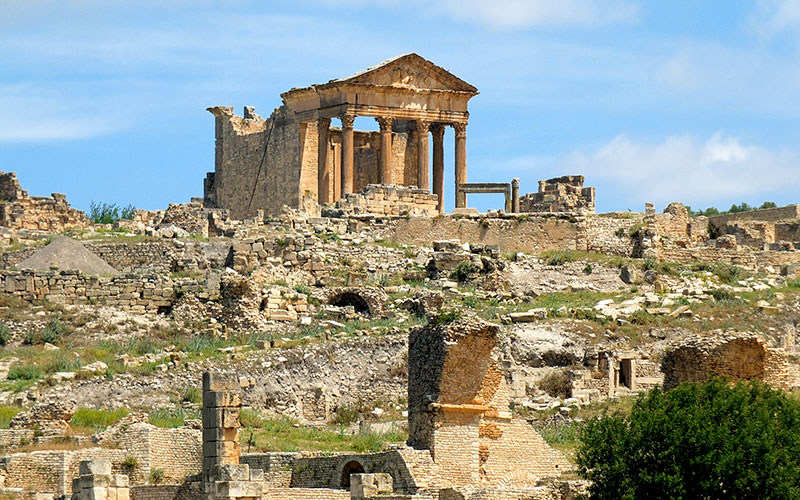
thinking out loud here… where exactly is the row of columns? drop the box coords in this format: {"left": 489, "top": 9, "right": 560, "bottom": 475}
{"left": 317, "top": 115, "right": 468, "bottom": 212}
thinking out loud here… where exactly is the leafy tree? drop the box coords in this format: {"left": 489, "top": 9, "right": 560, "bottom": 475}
{"left": 760, "top": 201, "right": 777, "bottom": 209}
{"left": 577, "top": 379, "right": 800, "bottom": 500}
{"left": 89, "top": 201, "right": 136, "bottom": 223}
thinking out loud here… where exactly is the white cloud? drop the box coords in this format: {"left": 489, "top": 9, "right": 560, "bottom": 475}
{"left": 751, "top": 0, "right": 800, "bottom": 37}
{"left": 516, "top": 133, "right": 800, "bottom": 209}
{"left": 0, "top": 85, "right": 119, "bottom": 142}
{"left": 312, "top": 0, "right": 640, "bottom": 29}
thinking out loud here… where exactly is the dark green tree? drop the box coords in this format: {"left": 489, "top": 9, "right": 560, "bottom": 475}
{"left": 577, "top": 379, "right": 800, "bottom": 500}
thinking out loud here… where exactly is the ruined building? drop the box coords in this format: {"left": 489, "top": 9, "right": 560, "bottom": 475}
{"left": 204, "top": 53, "right": 478, "bottom": 218}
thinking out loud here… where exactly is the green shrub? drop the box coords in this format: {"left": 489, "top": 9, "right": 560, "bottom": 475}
{"left": 7, "top": 364, "right": 42, "bottom": 381}
{"left": 0, "top": 322, "right": 11, "bottom": 346}
{"left": 578, "top": 379, "right": 800, "bottom": 500}
{"left": 293, "top": 284, "right": 311, "bottom": 295}
{"left": 582, "top": 263, "right": 593, "bottom": 275}
{"left": 538, "top": 371, "right": 572, "bottom": 398}
{"left": 545, "top": 250, "right": 574, "bottom": 266}
{"left": 432, "top": 310, "right": 461, "bottom": 325}
{"left": 40, "top": 318, "right": 66, "bottom": 345}
{"left": 181, "top": 386, "right": 202, "bottom": 404}
{"left": 149, "top": 468, "right": 165, "bottom": 485}
{"left": 70, "top": 408, "right": 130, "bottom": 432}
{"left": 148, "top": 407, "right": 198, "bottom": 428}
{"left": 89, "top": 202, "right": 136, "bottom": 224}
{"left": 239, "top": 408, "right": 264, "bottom": 428}
{"left": 122, "top": 455, "right": 138, "bottom": 469}
{"left": 450, "top": 261, "right": 480, "bottom": 282}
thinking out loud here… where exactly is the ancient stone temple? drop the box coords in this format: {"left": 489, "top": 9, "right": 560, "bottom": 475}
{"left": 205, "top": 54, "right": 478, "bottom": 218}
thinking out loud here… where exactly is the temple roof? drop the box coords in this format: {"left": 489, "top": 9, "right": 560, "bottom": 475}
{"left": 285, "top": 53, "right": 478, "bottom": 96}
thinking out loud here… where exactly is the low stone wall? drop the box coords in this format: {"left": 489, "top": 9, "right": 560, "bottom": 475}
{"left": 325, "top": 184, "right": 439, "bottom": 217}
{"left": 0, "top": 429, "right": 34, "bottom": 448}
{"left": 1, "top": 270, "right": 178, "bottom": 314}
{"left": 708, "top": 205, "right": 800, "bottom": 229}
{"left": 118, "top": 423, "right": 202, "bottom": 485}
{"left": 658, "top": 246, "right": 800, "bottom": 270}
{"left": 263, "top": 487, "right": 349, "bottom": 499}
{"left": 1, "top": 448, "right": 128, "bottom": 496}
{"left": 130, "top": 482, "right": 202, "bottom": 500}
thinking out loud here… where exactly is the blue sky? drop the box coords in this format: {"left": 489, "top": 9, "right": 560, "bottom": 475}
{"left": 2, "top": 0, "right": 800, "bottom": 214}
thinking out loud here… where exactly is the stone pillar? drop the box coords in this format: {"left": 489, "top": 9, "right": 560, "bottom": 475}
{"left": 511, "top": 178, "right": 520, "bottom": 213}
{"left": 72, "top": 460, "right": 130, "bottom": 500}
{"left": 202, "top": 372, "right": 241, "bottom": 478}
{"left": 432, "top": 124, "right": 445, "bottom": 214}
{"left": 202, "top": 372, "right": 263, "bottom": 500}
{"left": 341, "top": 114, "right": 355, "bottom": 197}
{"left": 377, "top": 116, "right": 394, "bottom": 185}
{"left": 416, "top": 120, "right": 430, "bottom": 191}
{"left": 453, "top": 123, "right": 467, "bottom": 209}
{"left": 317, "top": 117, "right": 331, "bottom": 204}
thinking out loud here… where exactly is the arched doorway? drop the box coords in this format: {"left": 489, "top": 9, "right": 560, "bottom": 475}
{"left": 340, "top": 460, "right": 366, "bottom": 488}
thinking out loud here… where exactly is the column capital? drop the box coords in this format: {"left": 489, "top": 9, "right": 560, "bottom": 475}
{"left": 415, "top": 120, "right": 431, "bottom": 133}
{"left": 340, "top": 114, "right": 355, "bottom": 129}
{"left": 431, "top": 123, "right": 446, "bottom": 140}
{"left": 452, "top": 122, "right": 467, "bottom": 138}
{"left": 376, "top": 116, "right": 393, "bottom": 131}
{"left": 512, "top": 177, "right": 520, "bottom": 187}
{"left": 318, "top": 116, "right": 331, "bottom": 127}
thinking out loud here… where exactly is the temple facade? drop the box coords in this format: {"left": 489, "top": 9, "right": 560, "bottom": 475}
{"left": 204, "top": 54, "right": 478, "bottom": 219}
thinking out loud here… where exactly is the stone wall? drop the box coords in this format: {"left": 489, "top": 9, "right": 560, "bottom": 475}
{"left": 657, "top": 246, "right": 800, "bottom": 270}
{"left": 708, "top": 205, "right": 800, "bottom": 228}
{"left": 519, "top": 176, "right": 595, "bottom": 214}
{"left": 1, "top": 269, "right": 178, "bottom": 314}
{"left": 662, "top": 332, "right": 796, "bottom": 390}
{"left": 0, "top": 172, "right": 89, "bottom": 232}
{"left": 118, "top": 423, "right": 202, "bottom": 485}
{"left": 324, "top": 185, "right": 438, "bottom": 217}
{"left": 130, "top": 483, "right": 203, "bottom": 500}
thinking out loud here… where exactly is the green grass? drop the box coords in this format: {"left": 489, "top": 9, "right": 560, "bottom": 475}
{"left": 148, "top": 407, "right": 200, "bottom": 428}
{"left": 0, "top": 406, "right": 21, "bottom": 429}
{"left": 241, "top": 416, "right": 406, "bottom": 453}
{"left": 70, "top": 408, "right": 130, "bottom": 432}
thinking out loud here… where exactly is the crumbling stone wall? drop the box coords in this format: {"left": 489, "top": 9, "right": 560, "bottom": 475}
{"left": 324, "top": 185, "right": 438, "bottom": 217}
{"left": 519, "top": 176, "right": 595, "bottom": 214}
{"left": 118, "top": 423, "right": 202, "bottom": 485}
{"left": 408, "top": 315, "right": 570, "bottom": 488}
{"left": 662, "top": 332, "right": 794, "bottom": 390}
{"left": 0, "top": 172, "right": 88, "bottom": 232}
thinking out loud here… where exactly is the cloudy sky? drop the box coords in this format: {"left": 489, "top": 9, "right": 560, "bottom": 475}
{"left": 1, "top": 0, "right": 799, "bottom": 213}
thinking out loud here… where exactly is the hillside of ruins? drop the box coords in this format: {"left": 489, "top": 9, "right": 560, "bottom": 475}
{"left": 0, "top": 54, "right": 799, "bottom": 499}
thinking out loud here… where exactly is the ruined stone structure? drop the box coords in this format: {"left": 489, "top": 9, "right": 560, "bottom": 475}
{"left": 519, "top": 176, "right": 595, "bottom": 214}
{"left": 407, "top": 314, "right": 570, "bottom": 491}
{"left": 0, "top": 172, "right": 88, "bottom": 233}
{"left": 72, "top": 460, "right": 130, "bottom": 500}
{"left": 662, "top": 332, "right": 797, "bottom": 391}
{"left": 205, "top": 54, "right": 478, "bottom": 218}
{"left": 708, "top": 204, "right": 800, "bottom": 250}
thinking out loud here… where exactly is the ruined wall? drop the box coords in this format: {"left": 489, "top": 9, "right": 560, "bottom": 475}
{"left": 206, "top": 106, "right": 301, "bottom": 219}
{"left": 325, "top": 185, "right": 438, "bottom": 217}
{"left": 385, "top": 216, "right": 581, "bottom": 255}
{"left": 0, "top": 172, "right": 89, "bottom": 232}
{"left": 130, "top": 483, "right": 203, "bottom": 500}
{"left": 519, "top": 176, "right": 595, "bottom": 214}
{"left": 118, "top": 424, "right": 202, "bottom": 484}
{"left": 657, "top": 246, "right": 800, "bottom": 270}
{"left": 2, "top": 448, "right": 127, "bottom": 496}
{"left": 1, "top": 270, "right": 181, "bottom": 313}
{"left": 662, "top": 333, "right": 794, "bottom": 390}
{"left": 708, "top": 205, "right": 800, "bottom": 229}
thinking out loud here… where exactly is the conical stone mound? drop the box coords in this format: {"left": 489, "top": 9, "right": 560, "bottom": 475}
{"left": 17, "top": 236, "right": 117, "bottom": 275}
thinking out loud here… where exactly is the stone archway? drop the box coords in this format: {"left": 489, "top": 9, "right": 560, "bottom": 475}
{"left": 340, "top": 460, "right": 366, "bottom": 488}
{"left": 326, "top": 287, "right": 387, "bottom": 318}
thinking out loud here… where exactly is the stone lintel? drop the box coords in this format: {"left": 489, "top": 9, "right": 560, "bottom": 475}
{"left": 457, "top": 183, "right": 511, "bottom": 194}
{"left": 431, "top": 403, "right": 491, "bottom": 414}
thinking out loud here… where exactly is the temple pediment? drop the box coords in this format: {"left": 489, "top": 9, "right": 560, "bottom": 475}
{"left": 330, "top": 53, "right": 478, "bottom": 94}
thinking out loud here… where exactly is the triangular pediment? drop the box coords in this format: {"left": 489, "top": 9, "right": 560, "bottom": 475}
{"left": 331, "top": 53, "right": 478, "bottom": 93}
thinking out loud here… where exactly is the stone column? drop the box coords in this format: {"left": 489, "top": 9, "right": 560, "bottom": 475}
{"left": 416, "top": 120, "right": 430, "bottom": 191}
{"left": 377, "top": 116, "right": 394, "bottom": 185}
{"left": 512, "top": 178, "right": 520, "bottom": 213}
{"left": 317, "top": 117, "right": 331, "bottom": 204}
{"left": 341, "top": 114, "right": 355, "bottom": 197}
{"left": 453, "top": 123, "right": 467, "bottom": 208}
{"left": 432, "top": 125, "right": 445, "bottom": 214}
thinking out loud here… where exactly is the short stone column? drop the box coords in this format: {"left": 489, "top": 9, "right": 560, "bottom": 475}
{"left": 377, "top": 116, "right": 394, "bottom": 185}
{"left": 202, "top": 372, "right": 241, "bottom": 478}
{"left": 202, "top": 372, "right": 263, "bottom": 500}
{"left": 350, "top": 473, "right": 393, "bottom": 499}
{"left": 453, "top": 122, "right": 467, "bottom": 209}
{"left": 317, "top": 117, "right": 331, "bottom": 204}
{"left": 72, "top": 460, "right": 130, "bottom": 500}
{"left": 511, "top": 178, "right": 520, "bottom": 213}
{"left": 416, "top": 120, "right": 430, "bottom": 191}
{"left": 341, "top": 114, "right": 355, "bottom": 197}
{"left": 432, "top": 124, "right": 445, "bottom": 213}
